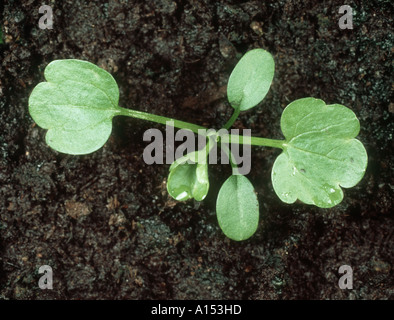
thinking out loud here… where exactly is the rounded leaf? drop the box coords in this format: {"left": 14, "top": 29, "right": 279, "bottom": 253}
{"left": 29, "top": 59, "right": 120, "bottom": 155}
{"left": 272, "top": 98, "right": 368, "bottom": 208}
{"left": 227, "top": 48, "right": 275, "bottom": 111}
{"left": 216, "top": 175, "right": 259, "bottom": 241}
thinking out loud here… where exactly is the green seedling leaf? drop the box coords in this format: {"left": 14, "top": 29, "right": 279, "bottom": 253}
{"left": 272, "top": 97, "right": 368, "bottom": 208}
{"left": 29, "top": 59, "right": 120, "bottom": 155}
{"left": 227, "top": 48, "right": 275, "bottom": 111}
{"left": 216, "top": 175, "right": 259, "bottom": 241}
{"left": 167, "top": 150, "right": 209, "bottom": 201}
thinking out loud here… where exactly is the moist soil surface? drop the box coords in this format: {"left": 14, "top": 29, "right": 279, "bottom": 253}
{"left": 0, "top": 0, "right": 393, "bottom": 299}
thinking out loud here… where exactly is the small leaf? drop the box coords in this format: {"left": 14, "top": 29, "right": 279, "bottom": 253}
{"left": 227, "top": 48, "right": 275, "bottom": 111}
{"left": 272, "top": 97, "right": 368, "bottom": 208}
{"left": 216, "top": 175, "right": 259, "bottom": 241}
{"left": 29, "top": 59, "right": 120, "bottom": 155}
{"left": 167, "top": 151, "right": 209, "bottom": 201}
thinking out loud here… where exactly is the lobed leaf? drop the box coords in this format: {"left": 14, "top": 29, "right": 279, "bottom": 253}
{"left": 216, "top": 175, "right": 259, "bottom": 241}
{"left": 272, "top": 98, "right": 368, "bottom": 208}
{"left": 29, "top": 59, "right": 120, "bottom": 155}
{"left": 227, "top": 48, "right": 275, "bottom": 111}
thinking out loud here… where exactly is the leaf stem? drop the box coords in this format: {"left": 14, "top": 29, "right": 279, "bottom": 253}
{"left": 220, "top": 143, "right": 239, "bottom": 174}
{"left": 223, "top": 134, "right": 285, "bottom": 149}
{"left": 117, "top": 106, "right": 206, "bottom": 134}
{"left": 118, "top": 106, "right": 285, "bottom": 149}
{"left": 223, "top": 107, "right": 241, "bottom": 130}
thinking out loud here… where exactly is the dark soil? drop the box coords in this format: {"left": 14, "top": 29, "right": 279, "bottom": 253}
{"left": 0, "top": 0, "right": 393, "bottom": 300}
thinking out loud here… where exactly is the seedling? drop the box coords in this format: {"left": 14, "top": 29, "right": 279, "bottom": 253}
{"left": 28, "top": 49, "right": 368, "bottom": 241}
